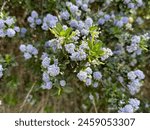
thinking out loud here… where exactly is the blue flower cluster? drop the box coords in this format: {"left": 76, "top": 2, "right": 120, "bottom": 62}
{"left": 45, "top": 39, "right": 62, "bottom": 52}
{"left": 123, "top": 0, "right": 143, "bottom": 9}
{"left": 0, "top": 64, "right": 4, "bottom": 78}
{"left": 41, "top": 54, "right": 60, "bottom": 89}
{"left": 41, "top": 14, "right": 58, "bottom": 30}
{"left": 97, "top": 10, "right": 130, "bottom": 28}
{"left": 126, "top": 35, "right": 142, "bottom": 56}
{"left": 127, "top": 70, "right": 145, "bottom": 95}
{"left": 19, "top": 44, "right": 38, "bottom": 60}
{"left": 118, "top": 98, "right": 140, "bottom": 113}
{"left": 27, "top": 11, "right": 42, "bottom": 28}
{"left": 101, "top": 48, "right": 113, "bottom": 61}
{"left": 0, "top": 16, "right": 19, "bottom": 37}
{"left": 77, "top": 67, "right": 102, "bottom": 87}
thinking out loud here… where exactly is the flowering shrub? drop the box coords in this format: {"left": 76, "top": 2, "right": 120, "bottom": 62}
{"left": 0, "top": 0, "right": 150, "bottom": 112}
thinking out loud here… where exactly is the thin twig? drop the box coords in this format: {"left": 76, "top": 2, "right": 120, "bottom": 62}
{"left": 19, "top": 82, "right": 36, "bottom": 112}
{"left": 92, "top": 99, "right": 98, "bottom": 113}
{"left": 1, "top": 1, "right": 7, "bottom": 12}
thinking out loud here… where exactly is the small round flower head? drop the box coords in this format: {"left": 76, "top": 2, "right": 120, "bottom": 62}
{"left": 69, "top": 20, "right": 78, "bottom": 28}
{"left": 26, "top": 44, "right": 34, "bottom": 53}
{"left": 35, "top": 18, "right": 42, "bottom": 25}
{"left": 80, "top": 29, "right": 89, "bottom": 36}
{"left": 98, "top": 18, "right": 105, "bottom": 25}
{"left": 118, "top": 104, "right": 134, "bottom": 113}
{"left": 127, "top": 71, "right": 137, "bottom": 80}
{"left": 85, "top": 78, "right": 92, "bottom": 86}
{"left": 19, "top": 44, "right": 26, "bottom": 52}
{"left": 23, "top": 52, "right": 32, "bottom": 60}
{"left": 41, "top": 23, "right": 49, "bottom": 30}
{"left": 41, "top": 81, "right": 53, "bottom": 90}
{"left": 31, "top": 10, "right": 38, "bottom": 18}
{"left": 81, "top": 4, "right": 88, "bottom": 11}
{"left": 104, "top": 14, "right": 110, "bottom": 21}
{"left": 0, "top": 19, "right": 5, "bottom": 28}
{"left": 6, "top": 28, "right": 16, "bottom": 37}
{"left": 85, "top": 17, "right": 93, "bottom": 28}
{"left": 42, "top": 14, "right": 58, "bottom": 29}
{"left": 27, "top": 16, "right": 34, "bottom": 23}
{"left": 70, "top": 4, "right": 78, "bottom": 14}
{"left": 77, "top": 71, "right": 87, "bottom": 81}
{"left": 128, "top": 3, "right": 135, "bottom": 9}
{"left": 60, "top": 80, "right": 66, "bottom": 87}
{"left": 77, "top": 21, "right": 85, "bottom": 30}
{"left": 48, "top": 64, "right": 60, "bottom": 77}
{"left": 70, "top": 50, "right": 87, "bottom": 61}
{"left": 127, "top": 79, "right": 142, "bottom": 95}
{"left": 93, "top": 82, "right": 99, "bottom": 88}
{"left": 101, "top": 48, "right": 113, "bottom": 61}
{"left": 137, "top": 0, "right": 143, "bottom": 7}
{"left": 131, "top": 35, "right": 141, "bottom": 44}
{"left": 0, "top": 29, "right": 5, "bottom": 37}
{"left": 85, "top": 67, "right": 92, "bottom": 74}
{"left": 93, "top": 71, "right": 102, "bottom": 81}
{"left": 129, "top": 98, "right": 140, "bottom": 110}
{"left": 14, "top": 26, "right": 20, "bottom": 32}
{"left": 76, "top": 0, "right": 82, "bottom": 7}
{"left": 62, "top": 25, "right": 68, "bottom": 30}
{"left": 32, "top": 47, "right": 38, "bottom": 55}
{"left": 5, "top": 17, "right": 15, "bottom": 26}
{"left": 42, "top": 57, "right": 50, "bottom": 68}
{"left": 121, "top": 17, "right": 129, "bottom": 24}
{"left": 42, "top": 72, "right": 50, "bottom": 82}
{"left": 65, "top": 43, "right": 75, "bottom": 54}
{"left": 60, "top": 11, "right": 70, "bottom": 20}
{"left": 20, "top": 27, "right": 27, "bottom": 34}
{"left": 134, "top": 70, "right": 145, "bottom": 80}
{"left": 115, "top": 20, "right": 123, "bottom": 28}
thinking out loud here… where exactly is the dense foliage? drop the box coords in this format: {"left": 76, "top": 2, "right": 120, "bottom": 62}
{"left": 0, "top": 0, "right": 150, "bottom": 112}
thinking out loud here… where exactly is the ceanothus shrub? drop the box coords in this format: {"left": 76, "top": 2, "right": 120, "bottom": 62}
{"left": 0, "top": 0, "right": 150, "bottom": 112}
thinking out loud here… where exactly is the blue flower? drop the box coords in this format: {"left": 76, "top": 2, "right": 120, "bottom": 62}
{"left": 48, "top": 64, "right": 60, "bottom": 77}
{"left": 19, "top": 44, "right": 26, "bottom": 52}
{"left": 77, "top": 71, "right": 87, "bottom": 81}
{"left": 0, "top": 19, "right": 5, "bottom": 28}
{"left": 60, "top": 11, "right": 70, "bottom": 20}
{"left": 41, "top": 81, "right": 53, "bottom": 90}
{"left": 93, "top": 71, "right": 102, "bottom": 81}
{"left": 85, "top": 17, "right": 93, "bottom": 28}
{"left": 42, "top": 72, "right": 50, "bottom": 82}
{"left": 42, "top": 57, "right": 50, "bottom": 68}
{"left": 65, "top": 43, "right": 76, "bottom": 54}
{"left": 23, "top": 52, "right": 32, "bottom": 60}
{"left": 31, "top": 10, "right": 38, "bottom": 18}
{"left": 85, "top": 78, "right": 92, "bottom": 86}
{"left": 118, "top": 104, "right": 134, "bottom": 113}
{"left": 69, "top": 20, "right": 78, "bottom": 28}
{"left": 6, "top": 28, "right": 16, "bottom": 37}
{"left": 60, "top": 80, "right": 66, "bottom": 87}
{"left": 98, "top": 18, "right": 105, "bottom": 25}
{"left": 129, "top": 98, "right": 140, "bottom": 110}
{"left": 128, "top": 3, "right": 135, "bottom": 9}
{"left": 134, "top": 70, "right": 145, "bottom": 80}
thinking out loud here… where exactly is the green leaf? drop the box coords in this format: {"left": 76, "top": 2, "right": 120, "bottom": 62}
{"left": 63, "top": 87, "right": 73, "bottom": 94}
